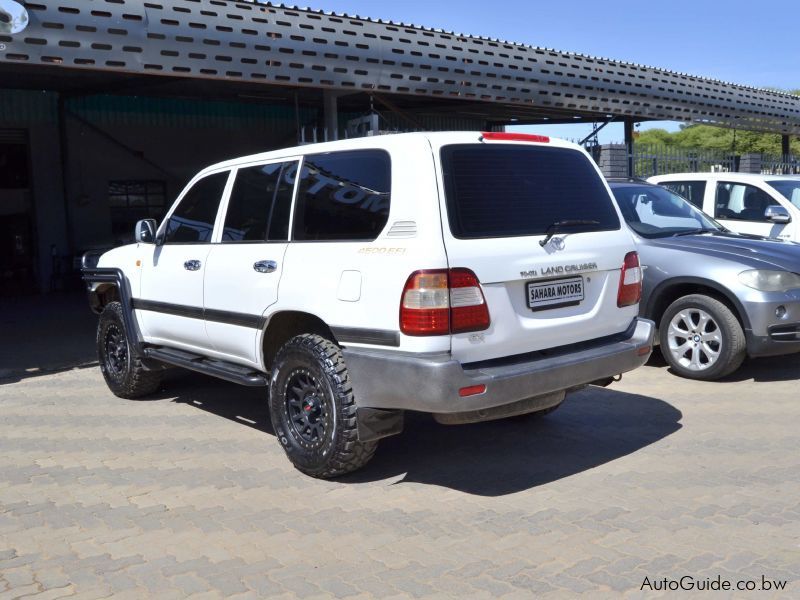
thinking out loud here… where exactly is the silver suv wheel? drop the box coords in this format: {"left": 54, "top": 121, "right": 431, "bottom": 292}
{"left": 659, "top": 294, "right": 746, "bottom": 381}
{"left": 666, "top": 308, "right": 722, "bottom": 372}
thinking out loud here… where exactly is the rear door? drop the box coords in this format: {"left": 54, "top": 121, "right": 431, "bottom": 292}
{"left": 203, "top": 158, "right": 299, "bottom": 366}
{"left": 434, "top": 138, "right": 638, "bottom": 363}
{"left": 658, "top": 179, "right": 707, "bottom": 210}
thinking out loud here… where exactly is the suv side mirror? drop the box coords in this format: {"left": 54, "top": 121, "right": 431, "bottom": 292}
{"left": 765, "top": 205, "right": 792, "bottom": 224}
{"left": 135, "top": 219, "right": 157, "bottom": 243}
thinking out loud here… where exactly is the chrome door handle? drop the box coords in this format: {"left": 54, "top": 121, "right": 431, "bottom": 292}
{"left": 254, "top": 260, "right": 278, "bottom": 274}
{"left": 184, "top": 260, "right": 202, "bottom": 271}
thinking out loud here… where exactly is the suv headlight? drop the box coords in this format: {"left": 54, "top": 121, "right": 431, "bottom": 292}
{"left": 738, "top": 270, "right": 800, "bottom": 292}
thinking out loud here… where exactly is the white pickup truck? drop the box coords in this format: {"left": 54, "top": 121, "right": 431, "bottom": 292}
{"left": 84, "top": 132, "right": 654, "bottom": 478}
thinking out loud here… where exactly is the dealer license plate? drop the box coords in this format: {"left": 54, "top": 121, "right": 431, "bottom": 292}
{"left": 526, "top": 276, "right": 585, "bottom": 311}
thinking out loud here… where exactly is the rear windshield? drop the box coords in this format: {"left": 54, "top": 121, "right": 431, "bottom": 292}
{"left": 441, "top": 144, "right": 620, "bottom": 239}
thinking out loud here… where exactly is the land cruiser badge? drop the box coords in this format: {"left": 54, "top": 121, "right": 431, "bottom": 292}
{"left": 520, "top": 262, "right": 599, "bottom": 279}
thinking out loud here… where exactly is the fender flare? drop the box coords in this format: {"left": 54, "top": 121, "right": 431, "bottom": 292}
{"left": 81, "top": 267, "right": 144, "bottom": 355}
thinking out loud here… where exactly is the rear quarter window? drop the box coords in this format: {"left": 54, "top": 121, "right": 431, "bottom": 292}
{"left": 292, "top": 150, "right": 391, "bottom": 241}
{"left": 440, "top": 144, "right": 620, "bottom": 239}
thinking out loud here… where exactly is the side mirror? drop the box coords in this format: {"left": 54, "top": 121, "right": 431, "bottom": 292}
{"left": 765, "top": 205, "right": 792, "bottom": 224}
{"left": 135, "top": 219, "right": 157, "bottom": 243}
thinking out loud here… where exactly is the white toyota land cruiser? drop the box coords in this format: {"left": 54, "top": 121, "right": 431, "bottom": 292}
{"left": 83, "top": 132, "right": 655, "bottom": 478}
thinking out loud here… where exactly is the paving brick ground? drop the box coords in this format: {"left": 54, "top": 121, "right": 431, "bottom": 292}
{"left": 1, "top": 297, "right": 799, "bottom": 598}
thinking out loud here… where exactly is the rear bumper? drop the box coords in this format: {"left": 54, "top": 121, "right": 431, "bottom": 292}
{"left": 343, "top": 318, "right": 655, "bottom": 413}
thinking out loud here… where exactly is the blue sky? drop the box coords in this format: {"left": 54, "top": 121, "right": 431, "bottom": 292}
{"left": 315, "top": 0, "right": 799, "bottom": 142}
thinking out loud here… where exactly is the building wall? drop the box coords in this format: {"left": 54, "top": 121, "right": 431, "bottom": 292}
{"left": 0, "top": 90, "right": 67, "bottom": 294}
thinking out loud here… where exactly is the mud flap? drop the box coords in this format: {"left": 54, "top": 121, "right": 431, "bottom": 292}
{"left": 356, "top": 408, "right": 404, "bottom": 442}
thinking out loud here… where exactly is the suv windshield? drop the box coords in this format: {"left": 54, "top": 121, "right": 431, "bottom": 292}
{"left": 611, "top": 184, "right": 723, "bottom": 239}
{"left": 766, "top": 180, "right": 800, "bottom": 209}
{"left": 440, "top": 144, "right": 620, "bottom": 239}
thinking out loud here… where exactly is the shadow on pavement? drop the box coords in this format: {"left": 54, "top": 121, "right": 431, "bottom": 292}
{"left": 0, "top": 293, "right": 98, "bottom": 384}
{"left": 718, "top": 354, "right": 800, "bottom": 383}
{"left": 158, "top": 370, "right": 274, "bottom": 434}
{"left": 161, "top": 372, "right": 682, "bottom": 496}
{"left": 646, "top": 346, "right": 800, "bottom": 383}
{"left": 349, "top": 387, "right": 682, "bottom": 495}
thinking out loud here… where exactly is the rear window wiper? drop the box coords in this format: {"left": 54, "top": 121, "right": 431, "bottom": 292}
{"left": 539, "top": 220, "right": 601, "bottom": 247}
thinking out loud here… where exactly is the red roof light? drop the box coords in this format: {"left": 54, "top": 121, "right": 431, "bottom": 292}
{"left": 481, "top": 132, "right": 550, "bottom": 143}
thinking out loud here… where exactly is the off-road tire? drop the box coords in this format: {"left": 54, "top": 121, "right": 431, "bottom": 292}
{"left": 269, "top": 334, "right": 377, "bottom": 478}
{"left": 659, "top": 294, "right": 746, "bottom": 381}
{"left": 97, "top": 301, "right": 162, "bottom": 398}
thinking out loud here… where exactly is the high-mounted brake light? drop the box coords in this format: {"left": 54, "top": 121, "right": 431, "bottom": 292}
{"left": 400, "top": 268, "right": 491, "bottom": 336}
{"left": 617, "top": 252, "right": 643, "bottom": 307}
{"left": 480, "top": 132, "right": 550, "bottom": 143}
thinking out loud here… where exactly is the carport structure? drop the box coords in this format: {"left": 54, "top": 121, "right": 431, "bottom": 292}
{"left": 2, "top": 0, "right": 800, "bottom": 293}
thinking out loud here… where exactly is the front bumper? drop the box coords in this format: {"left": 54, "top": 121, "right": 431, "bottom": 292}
{"left": 739, "top": 291, "right": 800, "bottom": 357}
{"left": 746, "top": 323, "right": 800, "bottom": 357}
{"left": 342, "top": 318, "right": 655, "bottom": 414}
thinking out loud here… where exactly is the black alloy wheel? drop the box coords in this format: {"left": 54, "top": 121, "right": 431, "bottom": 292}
{"left": 284, "top": 368, "right": 333, "bottom": 450}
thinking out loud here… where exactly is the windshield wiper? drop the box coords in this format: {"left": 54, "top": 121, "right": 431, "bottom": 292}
{"left": 539, "top": 220, "right": 601, "bottom": 247}
{"left": 672, "top": 228, "right": 718, "bottom": 237}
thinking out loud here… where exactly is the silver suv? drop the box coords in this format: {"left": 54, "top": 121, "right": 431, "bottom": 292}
{"left": 609, "top": 178, "right": 800, "bottom": 380}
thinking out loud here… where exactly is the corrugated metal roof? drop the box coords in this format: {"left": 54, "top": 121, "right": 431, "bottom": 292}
{"left": 2, "top": 2, "right": 797, "bottom": 133}
{"left": 233, "top": 1, "right": 794, "bottom": 100}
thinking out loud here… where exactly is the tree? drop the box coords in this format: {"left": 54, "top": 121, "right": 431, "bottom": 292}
{"left": 635, "top": 90, "right": 800, "bottom": 156}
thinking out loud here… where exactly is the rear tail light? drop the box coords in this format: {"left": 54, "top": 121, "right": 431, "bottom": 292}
{"left": 480, "top": 132, "right": 550, "bottom": 143}
{"left": 399, "top": 271, "right": 450, "bottom": 336}
{"left": 400, "top": 268, "right": 491, "bottom": 336}
{"left": 617, "top": 251, "right": 643, "bottom": 307}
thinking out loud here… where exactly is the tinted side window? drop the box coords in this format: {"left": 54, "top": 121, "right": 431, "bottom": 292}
{"left": 715, "top": 182, "right": 774, "bottom": 222}
{"left": 293, "top": 150, "right": 391, "bottom": 241}
{"left": 441, "top": 145, "right": 619, "bottom": 238}
{"left": 164, "top": 172, "right": 229, "bottom": 244}
{"left": 222, "top": 161, "right": 298, "bottom": 243}
{"left": 661, "top": 181, "right": 706, "bottom": 209}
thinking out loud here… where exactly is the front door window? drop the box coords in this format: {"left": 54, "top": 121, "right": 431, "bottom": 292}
{"left": 714, "top": 182, "right": 774, "bottom": 222}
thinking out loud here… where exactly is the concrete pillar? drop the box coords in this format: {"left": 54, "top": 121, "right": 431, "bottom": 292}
{"left": 29, "top": 122, "right": 69, "bottom": 292}
{"left": 323, "top": 90, "right": 338, "bottom": 142}
{"left": 596, "top": 144, "right": 629, "bottom": 178}
{"left": 739, "top": 153, "right": 762, "bottom": 174}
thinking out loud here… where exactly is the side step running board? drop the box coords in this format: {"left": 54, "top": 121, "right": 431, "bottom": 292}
{"left": 144, "top": 347, "right": 268, "bottom": 387}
